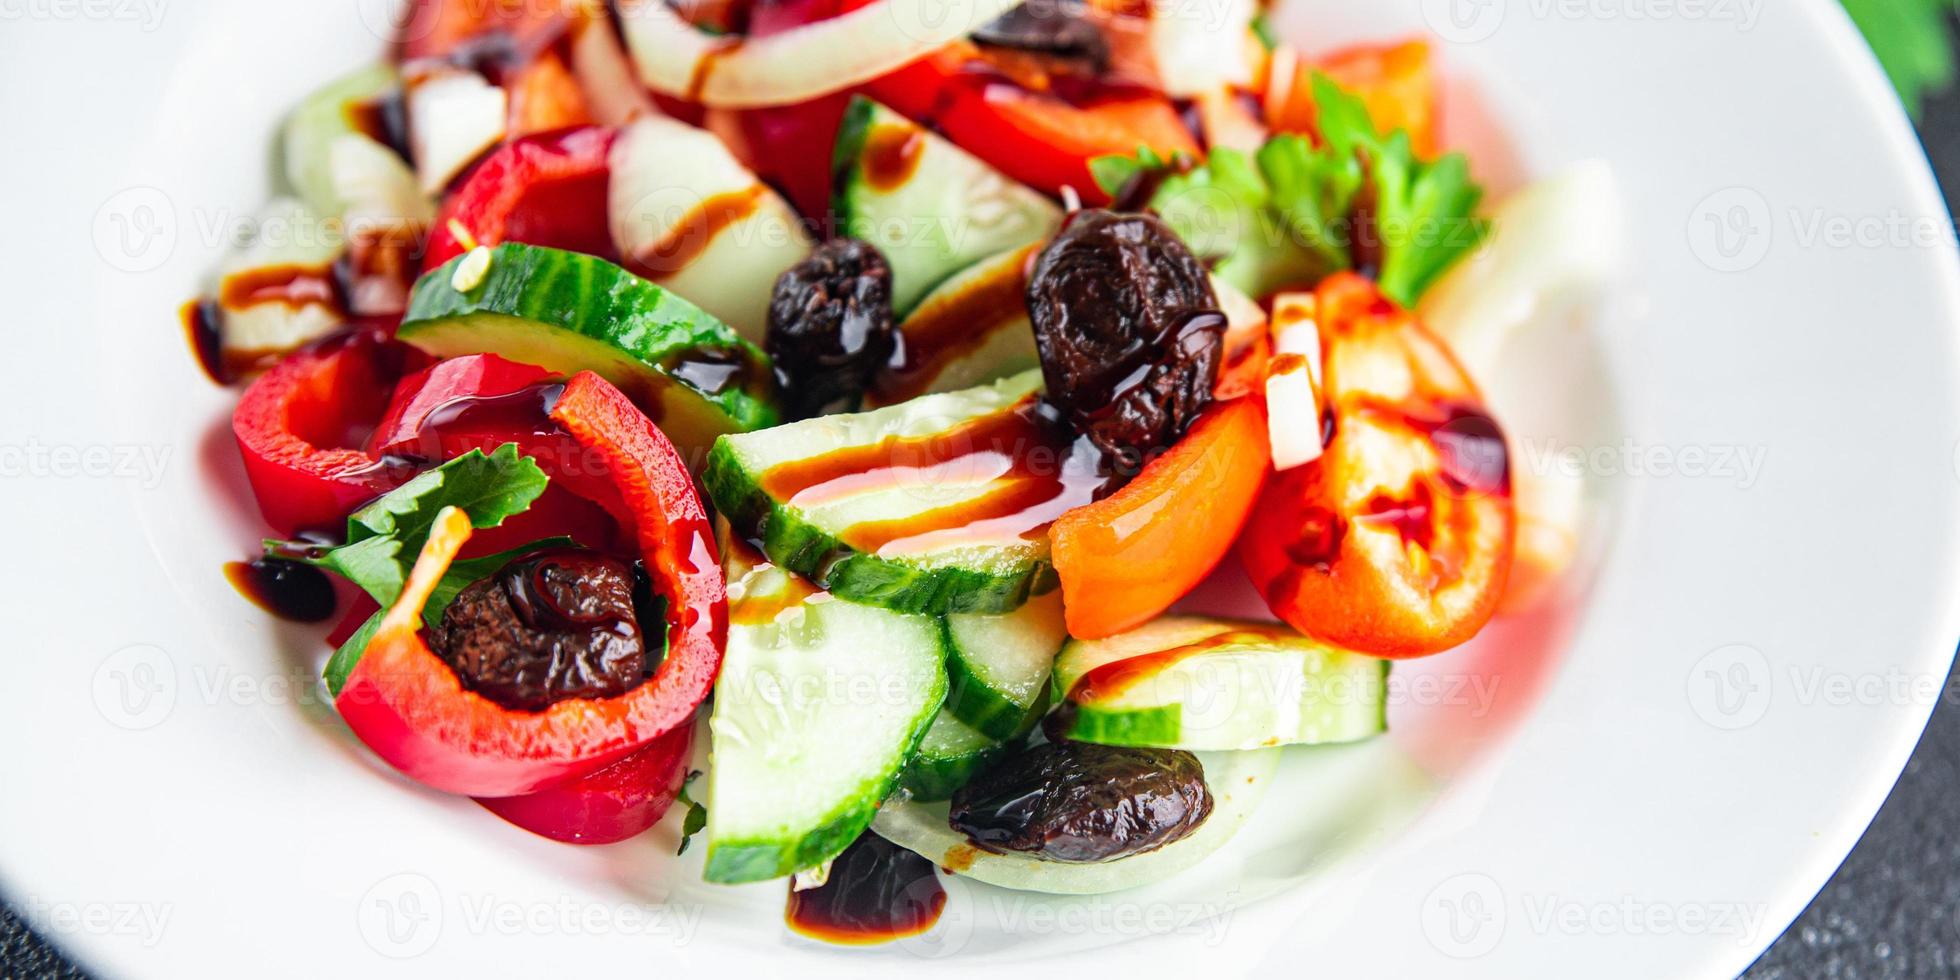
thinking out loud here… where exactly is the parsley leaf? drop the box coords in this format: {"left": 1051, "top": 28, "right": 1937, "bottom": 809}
{"left": 268, "top": 445, "right": 548, "bottom": 608}
{"left": 675, "top": 770, "right": 707, "bottom": 855}
{"left": 1092, "top": 71, "right": 1487, "bottom": 305}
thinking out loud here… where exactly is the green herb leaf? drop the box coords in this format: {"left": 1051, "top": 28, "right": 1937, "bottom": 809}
{"left": 269, "top": 445, "right": 548, "bottom": 608}
{"left": 345, "top": 444, "right": 548, "bottom": 546}
{"left": 320, "top": 536, "right": 579, "bottom": 696}
{"left": 1304, "top": 73, "right": 1487, "bottom": 306}
{"left": 1249, "top": 11, "right": 1279, "bottom": 51}
{"left": 1097, "top": 72, "right": 1487, "bottom": 305}
{"left": 675, "top": 770, "right": 707, "bottom": 855}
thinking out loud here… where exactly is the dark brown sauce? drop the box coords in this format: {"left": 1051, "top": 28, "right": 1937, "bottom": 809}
{"left": 684, "top": 36, "right": 744, "bottom": 103}
{"left": 661, "top": 346, "right": 754, "bottom": 397}
{"left": 628, "top": 186, "right": 764, "bottom": 277}
{"left": 862, "top": 124, "right": 926, "bottom": 192}
{"left": 418, "top": 382, "right": 568, "bottom": 443}
{"left": 217, "top": 263, "right": 341, "bottom": 311}
{"left": 1283, "top": 505, "right": 1346, "bottom": 572}
{"left": 1357, "top": 398, "right": 1511, "bottom": 498}
{"left": 757, "top": 397, "right": 1110, "bottom": 557}
{"left": 1067, "top": 628, "right": 1290, "bottom": 703}
{"left": 871, "top": 245, "right": 1034, "bottom": 405}
{"left": 346, "top": 90, "right": 414, "bottom": 163}
{"left": 225, "top": 558, "right": 338, "bottom": 623}
{"left": 181, "top": 298, "right": 228, "bottom": 384}
{"left": 785, "top": 833, "right": 946, "bottom": 946}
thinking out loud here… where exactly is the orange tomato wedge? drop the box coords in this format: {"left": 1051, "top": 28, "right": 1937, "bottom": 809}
{"left": 1271, "top": 39, "right": 1437, "bottom": 158}
{"left": 1238, "top": 273, "right": 1514, "bottom": 657}
{"left": 1051, "top": 397, "right": 1271, "bottom": 639}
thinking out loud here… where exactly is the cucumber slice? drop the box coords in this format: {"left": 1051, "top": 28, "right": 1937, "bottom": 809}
{"left": 1051, "top": 617, "right": 1389, "bottom": 751}
{"left": 705, "top": 544, "right": 948, "bottom": 883}
{"left": 872, "top": 749, "right": 1279, "bottom": 895}
{"left": 897, "top": 709, "right": 1010, "bottom": 803}
{"left": 401, "top": 243, "right": 777, "bottom": 462}
{"left": 833, "top": 97, "right": 1062, "bottom": 314}
{"left": 704, "top": 369, "right": 1093, "bottom": 615}
{"left": 944, "top": 589, "right": 1066, "bottom": 739}
{"left": 866, "top": 242, "right": 1041, "bottom": 408}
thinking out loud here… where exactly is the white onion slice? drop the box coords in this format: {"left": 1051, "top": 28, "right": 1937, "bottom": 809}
{"left": 608, "top": 114, "right": 813, "bottom": 341}
{"left": 407, "top": 68, "right": 507, "bottom": 193}
{"left": 570, "top": 13, "right": 657, "bottom": 126}
{"left": 1264, "top": 291, "right": 1324, "bottom": 470}
{"left": 617, "top": 0, "right": 1022, "bottom": 108}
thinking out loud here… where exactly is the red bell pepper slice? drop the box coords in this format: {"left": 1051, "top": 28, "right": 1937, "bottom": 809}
{"left": 368, "top": 353, "right": 628, "bottom": 555}
{"left": 476, "top": 722, "right": 695, "bottom": 844}
{"left": 232, "top": 332, "right": 423, "bottom": 535}
{"left": 1050, "top": 398, "right": 1271, "bottom": 639}
{"left": 865, "top": 43, "right": 1198, "bottom": 203}
{"left": 1238, "top": 273, "right": 1515, "bottom": 658}
{"left": 422, "top": 127, "right": 618, "bottom": 272}
{"left": 335, "top": 371, "right": 725, "bottom": 797}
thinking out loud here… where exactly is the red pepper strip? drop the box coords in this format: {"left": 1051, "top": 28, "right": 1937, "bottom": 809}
{"left": 232, "top": 333, "right": 421, "bottom": 535}
{"left": 369, "top": 353, "right": 627, "bottom": 556}
{"left": 477, "top": 722, "right": 695, "bottom": 844}
{"left": 864, "top": 43, "right": 1199, "bottom": 204}
{"left": 422, "top": 127, "right": 618, "bottom": 272}
{"left": 335, "top": 371, "right": 725, "bottom": 797}
{"left": 1050, "top": 398, "right": 1271, "bottom": 639}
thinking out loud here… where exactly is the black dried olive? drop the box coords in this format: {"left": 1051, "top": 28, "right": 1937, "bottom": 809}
{"left": 947, "top": 740, "right": 1212, "bottom": 863}
{"left": 433, "top": 547, "right": 648, "bottom": 712}
{"left": 974, "top": 0, "right": 1110, "bottom": 75}
{"left": 766, "top": 238, "right": 899, "bottom": 419}
{"left": 1026, "top": 209, "right": 1225, "bottom": 482}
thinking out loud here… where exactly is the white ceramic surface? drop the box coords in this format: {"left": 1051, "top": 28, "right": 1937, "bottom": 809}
{"left": 1, "top": 0, "right": 1956, "bottom": 976}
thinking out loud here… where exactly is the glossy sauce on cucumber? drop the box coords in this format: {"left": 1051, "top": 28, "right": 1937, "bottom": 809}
{"left": 1066, "top": 627, "right": 1292, "bottom": 703}
{"left": 784, "top": 833, "right": 945, "bottom": 945}
{"left": 870, "top": 246, "right": 1034, "bottom": 405}
{"left": 756, "top": 396, "right": 1110, "bottom": 557}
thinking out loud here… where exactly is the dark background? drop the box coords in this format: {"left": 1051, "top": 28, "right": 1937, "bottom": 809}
{"left": 8, "top": 34, "right": 1960, "bottom": 980}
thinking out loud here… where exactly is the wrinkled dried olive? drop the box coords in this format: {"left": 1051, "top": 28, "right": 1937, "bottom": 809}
{"left": 947, "top": 740, "right": 1212, "bottom": 863}
{"left": 434, "top": 548, "right": 648, "bottom": 712}
{"left": 974, "top": 0, "right": 1110, "bottom": 75}
{"left": 766, "top": 238, "right": 899, "bottom": 419}
{"left": 1026, "top": 209, "right": 1224, "bottom": 482}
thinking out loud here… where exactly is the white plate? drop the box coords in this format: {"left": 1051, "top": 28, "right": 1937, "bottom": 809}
{"left": 2, "top": 0, "right": 1956, "bottom": 976}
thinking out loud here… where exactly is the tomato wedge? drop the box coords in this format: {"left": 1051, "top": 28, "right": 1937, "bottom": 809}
{"left": 1238, "top": 273, "right": 1514, "bottom": 657}
{"left": 1052, "top": 397, "right": 1270, "bottom": 639}
{"left": 1271, "top": 40, "right": 1437, "bottom": 158}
